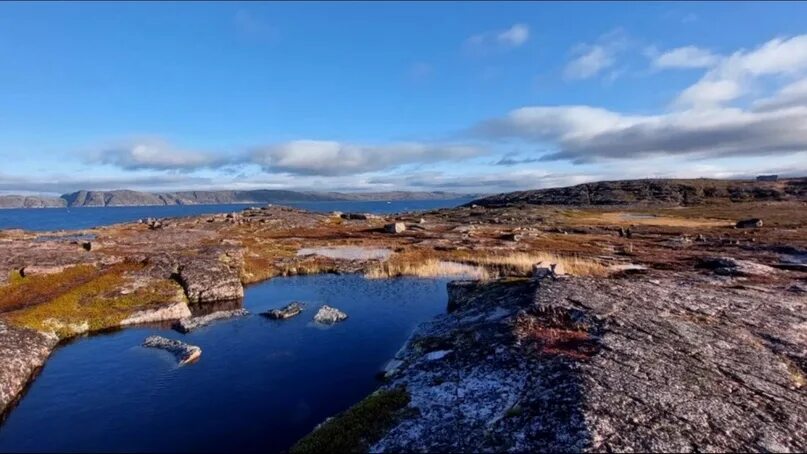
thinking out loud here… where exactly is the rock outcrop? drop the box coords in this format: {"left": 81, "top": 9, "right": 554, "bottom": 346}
{"left": 467, "top": 177, "right": 807, "bottom": 207}
{"left": 0, "top": 321, "right": 58, "bottom": 419}
{"left": 338, "top": 275, "right": 807, "bottom": 452}
{"left": 313, "top": 305, "right": 348, "bottom": 324}
{"left": 142, "top": 336, "right": 201, "bottom": 366}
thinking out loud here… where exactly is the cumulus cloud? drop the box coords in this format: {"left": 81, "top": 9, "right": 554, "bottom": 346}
{"left": 753, "top": 77, "right": 807, "bottom": 111}
{"left": 464, "top": 23, "right": 529, "bottom": 54}
{"left": 676, "top": 35, "right": 807, "bottom": 108}
{"left": 93, "top": 139, "right": 228, "bottom": 171}
{"left": 251, "top": 140, "right": 484, "bottom": 176}
{"left": 475, "top": 104, "right": 807, "bottom": 163}
{"left": 652, "top": 46, "right": 718, "bottom": 69}
{"left": 563, "top": 29, "right": 628, "bottom": 80}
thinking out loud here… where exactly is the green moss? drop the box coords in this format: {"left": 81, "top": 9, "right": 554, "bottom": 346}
{"left": 290, "top": 387, "right": 410, "bottom": 453}
{"left": 8, "top": 269, "right": 24, "bottom": 284}
{"left": 0, "top": 264, "right": 99, "bottom": 313}
{"left": 4, "top": 267, "right": 184, "bottom": 339}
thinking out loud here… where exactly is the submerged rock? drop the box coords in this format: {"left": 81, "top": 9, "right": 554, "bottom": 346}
{"left": 263, "top": 302, "right": 304, "bottom": 320}
{"left": 142, "top": 336, "right": 201, "bottom": 365}
{"left": 173, "top": 308, "right": 249, "bottom": 333}
{"left": 313, "top": 305, "right": 348, "bottom": 324}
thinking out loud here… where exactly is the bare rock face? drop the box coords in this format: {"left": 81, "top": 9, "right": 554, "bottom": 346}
{"left": 142, "top": 336, "right": 201, "bottom": 366}
{"left": 313, "top": 305, "right": 348, "bottom": 324}
{"left": 0, "top": 321, "right": 58, "bottom": 418}
{"left": 262, "top": 302, "right": 304, "bottom": 320}
{"left": 176, "top": 250, "right": 244, "bottom": 304}
{"left": 172, "top": 308, "right": 248, "bottom": 333}
{"left": 365, "top": 276, "right": 807, "bottom": 452}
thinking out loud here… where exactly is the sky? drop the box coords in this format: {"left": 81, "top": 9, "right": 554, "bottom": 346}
{"left": 2, "top": 1, "right": 807, "bottom": 195}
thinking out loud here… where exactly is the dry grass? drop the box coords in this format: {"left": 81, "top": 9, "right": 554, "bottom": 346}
{"left": 365, "top": 259, "right": 490, "bottom": 280}
{"left": 457, "top": 251, "right": 609, "bottom": 277}
{"left": 570, "top": 211, "right": 731, "bottom": 228}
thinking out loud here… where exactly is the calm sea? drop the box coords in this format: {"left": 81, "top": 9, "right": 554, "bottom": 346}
{"left": 0, "top": 199, "right": 471, "bottom": 232}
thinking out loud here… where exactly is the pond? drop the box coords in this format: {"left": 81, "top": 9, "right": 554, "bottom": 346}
{"left": 0, "top": 274, "right": 452, "bottom": 453}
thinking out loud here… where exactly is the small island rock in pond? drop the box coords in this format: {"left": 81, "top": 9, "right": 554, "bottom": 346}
{"left": 313, "top": 305, "right": 348, "bottom": 324}
{"left": 263, "top": 302, "right": 304, "bottom": 320}
{"left": 172, "top": 308, "right": 249, "bottom": 333}
{"left": 142, "top": 336, "right": 201, "bottom": 366}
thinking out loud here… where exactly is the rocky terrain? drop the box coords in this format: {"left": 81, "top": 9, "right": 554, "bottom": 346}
{"left": 469, "top": 177, "right": 807, "bottom": 207}
{"left": 0, "top": 189, "right": 476, "bottom": 208}
{"left": 0, "top": 177, "right": 805, "bottom": 450}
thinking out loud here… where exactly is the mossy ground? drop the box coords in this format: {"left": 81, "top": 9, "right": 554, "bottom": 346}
{"left": 290, "top": 387, "right": 411, "bottom": 453}
{"left": 1, "top": 263, "right": 184, "bottom": 339}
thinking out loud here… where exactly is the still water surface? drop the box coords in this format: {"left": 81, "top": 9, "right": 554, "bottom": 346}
{"left": 0, "top": 274, "right": 451, "bottom": 453}
{"left": 0, "top": 199, "right": 471, "bottom": 232}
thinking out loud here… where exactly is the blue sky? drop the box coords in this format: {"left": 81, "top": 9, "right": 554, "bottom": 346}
{"left": 2, "top": 2, "right": 807, "bottom": 195}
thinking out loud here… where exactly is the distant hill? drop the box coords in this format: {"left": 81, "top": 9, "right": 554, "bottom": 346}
{"left": 466, "top": 177, "right": 807, "bottom": 207}
{"left": 0, "top": 189, "right": 478, "bottom": 209}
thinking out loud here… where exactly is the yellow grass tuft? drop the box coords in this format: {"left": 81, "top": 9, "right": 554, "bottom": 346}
{"left": 460, "top": 252, "right": 608, "bottom": 277}
{"left": 365, "top": 259, "right": 490, "bottom": 280}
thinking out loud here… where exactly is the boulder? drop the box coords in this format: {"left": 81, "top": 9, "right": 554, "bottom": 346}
{"left": 697, "top": 256, "right": 778, "bottom": 277}
{"left": 176, "top": 255, "right": 244, "bottom": 303}
{"left": 172, "top": 308, "right": 249, "bottom": 333}
{"left": 736, "top": 218, "right": 763, "bottom": 228}
{"left": 142, "top": 336, "right": 201, "bottom": 365}
{"left": 262, "top": 302, "right": 304, "bottom": 320}
{"left": 313, "top": 305, "right": 348, "bottom": 324}
{"left": 341, "top": 213, "right": 370, "bottom": 220}
{"left": 385, "top": 222, "right": 407, "bottom": 234}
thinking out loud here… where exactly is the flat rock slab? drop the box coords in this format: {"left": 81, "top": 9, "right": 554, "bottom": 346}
{"left": 142, "top": 336, "right": 201, "bottom": 366}
{"left": 313, "top": 305, "right": 348, "bottom": 324}
{"left": 262, "top": 302, "right": 304, "bottom": 320}
{"left": 0, "top": 321, "right": 58, "bottom": 418}
{"left": 172, "top": 309, "right": 249, "bottom": 333}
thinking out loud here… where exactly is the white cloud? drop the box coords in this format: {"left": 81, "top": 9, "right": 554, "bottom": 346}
{"left": 475, "top": 104, "right": 807, "bottom": 163}
{"left": 251, "top": 140, "right": 484, "bottom": 176}
{"left": 464, "top": 23, "right": 529, "bottom": 54}
{"left": 676, "top": 35, "right": 807, "bottom": 108}
{"left": 653, "top": 46, "right": 718, "bottom": 69}
{"left": 563, "top": 29, "right": 628, "bottom": 80}
{"left": 754, "top": 77, "right": 807, "bottom": 111}
{"left": 94, "top": 139, "right": 227, "bottom": 171}
{"left": 497, "top": 24, "right": 529, "bottom": 47}
{"left": 564, "top": 46, "right": 614, "bottom": 80}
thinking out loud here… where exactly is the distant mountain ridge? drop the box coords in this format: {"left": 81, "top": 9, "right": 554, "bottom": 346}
{"left": 0, "top": 189, "right": 478, "bottom": 209}
{"left": 466, "top": 177, "right": 807, "bottom": 207}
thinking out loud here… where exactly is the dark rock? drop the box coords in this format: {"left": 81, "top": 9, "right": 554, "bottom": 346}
{"left": 176, "top": 252, "right": 244, "bottom": 303}
{"left": 262, "top": 302, "right": 304, "bottom": 320}
{"left": 736, "top": 218, "right": 763, "bottom": 228}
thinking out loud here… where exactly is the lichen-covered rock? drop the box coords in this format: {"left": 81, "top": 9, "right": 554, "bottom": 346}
{"left": 142, "top": 336, "right": 201, "bottom": 365}
{"left": 172, "top": 308, "right": 248, "bottom": 333}
{"left": 262, "top": 302, "right": 304, "bottom": 320}
{"left": 0, "top": 321, "right": 58, "bottom": 418}
{"left": 313, "top": 305, "right": 348, "bottom": 324}
{"left": 176, "top": 252, "right": 244, "bottom": 303}
{"left": 698, "top": 256, "right": 778, "bottom": 277}
{"left": 363, "top": 275, "right": 807, "bottom": 453}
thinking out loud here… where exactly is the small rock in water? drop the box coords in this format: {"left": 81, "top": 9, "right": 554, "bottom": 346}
{"left": 426, "top": 350, "right": 452, "bottom": 361}
{"left": 142, "top": 336, "right": 201, "bottom": 365}
{"left": 263, "top": 302, "right": 304, "bottom": 320}
{"left": 313, "top": 305, "right": 348, "bottom": 324}
{"left": 173, "top": 309, "right": 249, "bottom": 333}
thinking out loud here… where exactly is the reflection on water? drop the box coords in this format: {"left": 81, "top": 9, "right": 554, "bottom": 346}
{"left": 0, "top": 274, "right": 450, "bottom": 453}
